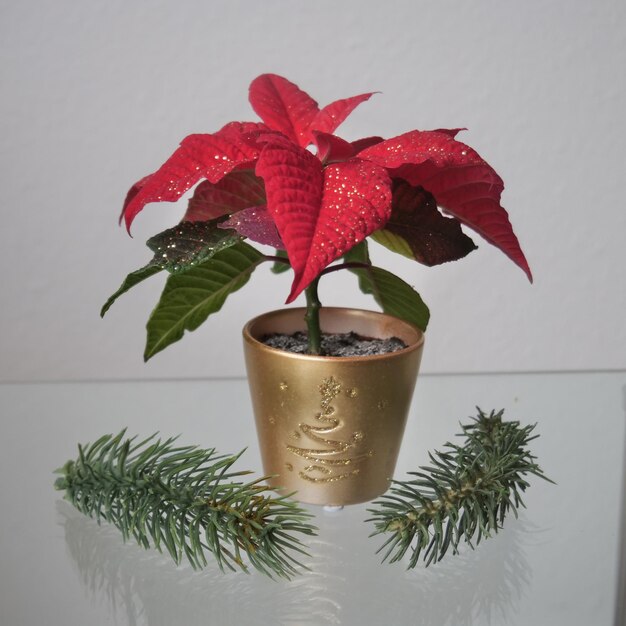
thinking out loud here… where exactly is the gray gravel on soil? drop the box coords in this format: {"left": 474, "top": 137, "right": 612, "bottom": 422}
{"left": 261, "top": 331, "right": 407, "bottom": 357}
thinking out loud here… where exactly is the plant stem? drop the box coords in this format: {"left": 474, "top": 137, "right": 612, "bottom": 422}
{"left": 304, "top": 277, "right": 322, "bottom": 355}
{"left": 263, "top": 254, "right": 291, "bottom": 265}
{"left": 319, "top": 261, "right": 371, "bottom": 275}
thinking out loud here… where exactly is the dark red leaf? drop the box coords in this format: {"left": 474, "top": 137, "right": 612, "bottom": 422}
{"left": 378, "top": 180, "right": 477, "bottom": 265}
{"left": 312, "top": 131, "right": 356, "bottom": 163}
{"left": 219, "top": 205, "right": 283, "bottom": 248}
{"left": 248, "top": 74, "right": 319, "bottom": 147}
{"left": 360, "top": 130, "right": 532, "bottom": 281}
{"left": 352, "top": 136, "right": 384, "bottom": 153}
{"left": 183, "top": 170, "right": 266, "bottom": 222}
{"left": 121, "top": 122, "right": 267, "bottom": 232}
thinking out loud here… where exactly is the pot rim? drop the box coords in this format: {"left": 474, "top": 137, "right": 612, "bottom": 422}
{"left": 242, "top": 306, "right": 425, "bottom": 363}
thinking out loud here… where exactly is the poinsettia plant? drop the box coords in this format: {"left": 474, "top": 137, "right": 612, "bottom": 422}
{"left": 103, "top": 73, "right": 532, "bottom": 358}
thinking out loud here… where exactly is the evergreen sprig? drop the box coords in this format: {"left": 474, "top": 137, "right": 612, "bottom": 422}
{"left": 54, "top": 431, "right": 316, "bottom": 579}
{"left": 367, "top": 409, "right": 551, "bottom": 568}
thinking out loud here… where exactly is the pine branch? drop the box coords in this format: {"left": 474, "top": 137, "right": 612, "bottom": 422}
{"left": 54, "top": 431, "right": 317, "bottom": 579}
{"left": 367, "top": 408, "right": 552, "bottom": 568}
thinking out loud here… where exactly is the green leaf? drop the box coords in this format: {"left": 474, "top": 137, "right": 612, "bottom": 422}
{"left": 353, "top": 268, "right": 429, "bottom": 331}
{"left": 345, "top": 241, "right": 430, "bottom": 331}
{"left": 146, "top": 218, "right": 243, "bottom": 273}
{"left": 102, "top": 220, "right": 243, "bottom": 317}
{"left": 370, "top": 230, "right": 415, "bottom": 259}
{"left": 101, "top": 264, "right": 163, "bottom": 317}
{"left": 343, "top": 240, "right": 371, "bottom": 265}
{"left": 144, "top": 241, "right": 264, "bottom": 360}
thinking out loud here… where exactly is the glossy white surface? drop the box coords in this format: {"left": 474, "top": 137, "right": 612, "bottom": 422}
{"left": 0, "top": 372, "right": 624, "bottom": 625}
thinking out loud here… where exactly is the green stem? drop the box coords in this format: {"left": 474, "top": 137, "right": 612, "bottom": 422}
{"left": 304, "top": 277, "right": 322, "bottom": 355}
{"left": 263, "top": 255, "right": 291, "bottom": 265}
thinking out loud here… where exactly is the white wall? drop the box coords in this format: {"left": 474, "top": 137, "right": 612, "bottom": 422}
{"left": 1, "top": 0, "right": 624, "bottom": 382}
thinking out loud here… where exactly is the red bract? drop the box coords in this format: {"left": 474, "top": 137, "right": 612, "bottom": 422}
{"left": 248, "top": 73, "right": 374, "bottom": 148}
{"left": 256, "top": 133, "right": 391, "bottom": 302}
{"left": 357, "top": 131, "right": 532, "bottom": 280}
{"left": 120, "top": 122, "right": 266, "bottom": 229}
{"left": 120, "top": 73, "right": 531, "bottom": 302}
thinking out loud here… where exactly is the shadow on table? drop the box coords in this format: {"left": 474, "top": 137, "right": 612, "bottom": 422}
{"left": 391, "top": 518, "right": 536, "bottom": 626}
{"left": 57, "top": 500, "right": 540, "bottom": 626}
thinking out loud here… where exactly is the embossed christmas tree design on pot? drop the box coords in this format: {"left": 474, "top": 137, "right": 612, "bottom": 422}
{"left": 286, "top": 376, "right": 374, "bottom": 484}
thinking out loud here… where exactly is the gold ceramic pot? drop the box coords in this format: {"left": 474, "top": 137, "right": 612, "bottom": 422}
{"left": 242, "top": 307, "right": 425, "bottom": 506}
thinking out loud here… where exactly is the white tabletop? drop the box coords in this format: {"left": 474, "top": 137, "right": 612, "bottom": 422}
{"left": 1, "top": 372, "right": 624, "bottom": 626}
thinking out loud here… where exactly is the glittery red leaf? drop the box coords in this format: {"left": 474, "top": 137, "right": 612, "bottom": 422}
{"left": 248, "top": 74, "right": 319, "bottom": 147}
{"left": 256, "top": 134, "right": 392, "bottom": 302}
{"left": 358, "top": 129, "right": 485, "bottom": 170}
{"left": 308, "top": 92, "right": 374, "bottom": 139}
{"left": 183, "top": 171, "right": 266, "bottom": 222}
{"left": 219, "top": 205, "right": 283, "bottom": 248}
{"left": 120, "top": 122, "right": 266, "bottom": 231}
{"left": 255, "top": 134, "right": 324, "bottom": 287}
{"left": 360, "top": 131, "right": 532, "bottom": 281}
{"left": 286, "top": 158, "right": 392, "bottom": 301}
